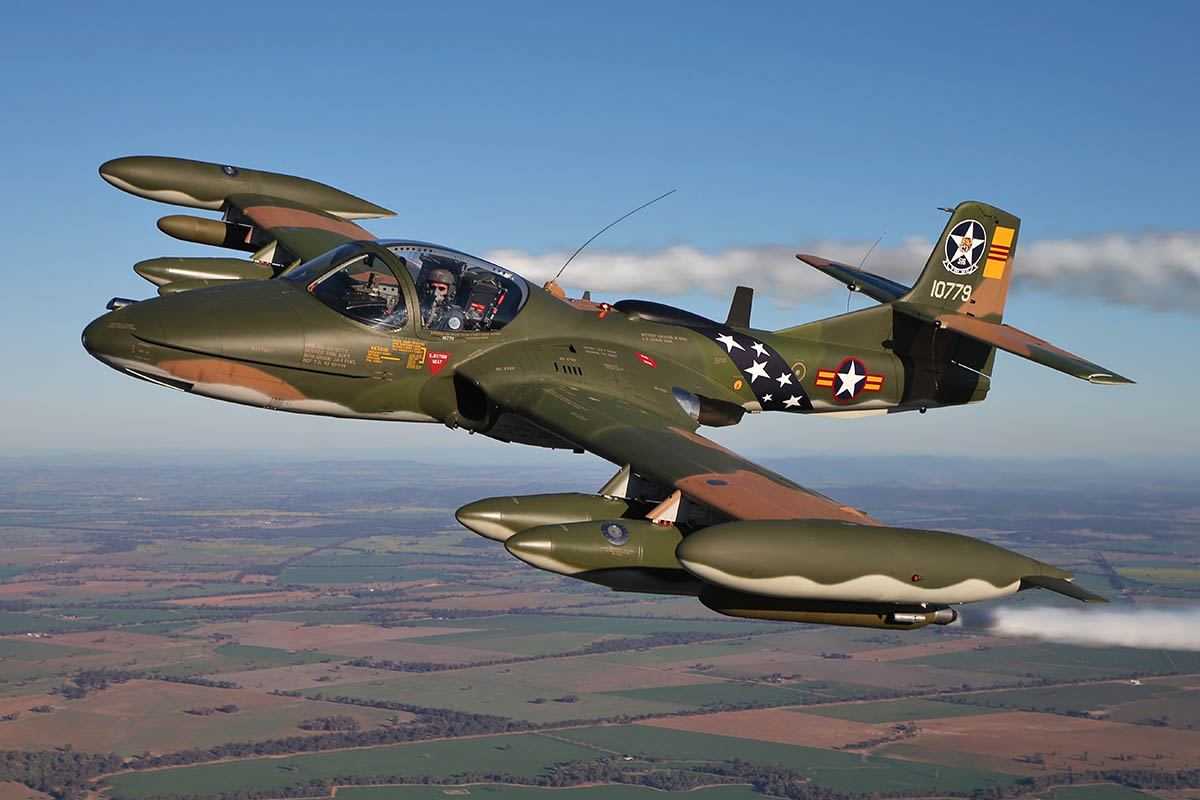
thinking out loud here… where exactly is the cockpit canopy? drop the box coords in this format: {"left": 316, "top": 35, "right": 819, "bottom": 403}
{"left": 281, "top": 241, "right": 529, "bottom": 333}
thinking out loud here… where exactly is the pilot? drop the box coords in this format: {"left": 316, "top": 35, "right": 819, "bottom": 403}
{"left": 419, "top": 266, "right": 464, "bottom": 331}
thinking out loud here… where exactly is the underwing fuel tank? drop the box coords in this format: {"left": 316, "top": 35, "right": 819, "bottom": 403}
{"left": 156, "top": 215, "right": 258, "bottom": 251}
{"left": 134, "top": 257, "right": 274, "bottom": 287}
{"left": 699, "top": 586, "right": 958, "bottom": 629}
{"left": 455, "top": 493, "right": 634, "bottom": 542}
{"left": 505, "top": 519, "right": 702, "bottom": 596}
{"left": 676, "top": 519, "right": 1077, "bottom": 606}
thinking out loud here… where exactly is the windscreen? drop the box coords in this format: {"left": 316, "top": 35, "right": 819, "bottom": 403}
{"left": 283, "top": 246, "right": 408, "bottom": 331}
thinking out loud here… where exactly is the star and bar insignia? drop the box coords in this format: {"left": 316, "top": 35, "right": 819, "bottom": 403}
{"left": 815, "top": 358, "right": 883, "bottom": 402}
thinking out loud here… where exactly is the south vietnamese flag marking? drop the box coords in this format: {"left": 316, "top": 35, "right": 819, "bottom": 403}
{"left": 984, "top": 225, "right": 1015, "bottom": 279}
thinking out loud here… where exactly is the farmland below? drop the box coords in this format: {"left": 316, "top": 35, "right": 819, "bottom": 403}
{"left": 0, "top": 454, "right": 1196, "bottom": 799}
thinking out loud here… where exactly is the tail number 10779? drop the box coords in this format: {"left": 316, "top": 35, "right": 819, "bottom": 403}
{"left": 930, "top": 280, "right": 972, "bottom": 301}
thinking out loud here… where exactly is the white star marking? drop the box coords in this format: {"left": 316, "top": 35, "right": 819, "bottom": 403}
{"left": 761, "top": 393, "right": 773, "bottom": 402}
{"left": 745, "top": 360, "right": 769, "bottom": 383}
{"left": 715, "top": 333, "right": 743, "bottom": 353}
{"left": 950, "top": 226, "right": 984, "bottom": 264}
{"left": 751, "top": 341, "right": 768, "bottom": 358}
{"left": 837, "top": 361, "right": 865, "bottom": 397}
{"left": 775, "top": 371, "right": 793, "bottom": 387}
{"left": 783, "top": 395, "right": 802, "bottom": 408}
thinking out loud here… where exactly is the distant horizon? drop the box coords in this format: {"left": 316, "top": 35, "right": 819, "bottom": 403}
{"left": 6, "top": 446, "right": 1198, "bottom": 480}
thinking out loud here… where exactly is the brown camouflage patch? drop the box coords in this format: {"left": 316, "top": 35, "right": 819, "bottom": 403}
{"left": 159, "top": 358, "right": 307, "bottom": 401}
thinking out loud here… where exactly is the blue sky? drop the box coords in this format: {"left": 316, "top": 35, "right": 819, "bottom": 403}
{"left": 2, "top": 1, "right": 1197, "bottom": 467}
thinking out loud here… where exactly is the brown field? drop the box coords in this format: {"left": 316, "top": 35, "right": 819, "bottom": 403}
{"left": 651, "top": 649, "right": 986, "bottom": 691}
{"left": 391, "top": 591, "right": 597, "bottom": 612}
{"left": 350, "top": 640, "right": 518, "bottom": 664}
{"left": 0, "top": 580, "right": 161, "bottom": 598}
{"left": 878, "top": 711, "right": 1200, "bottom": 774}
{"left": 850, "top": 635, "right": 1030, "bottom": 663}
{"left": 209, "top": 662, "right": 386, "bottom": 691}
{"left": 0, "top": 690, "right": 63, "bottom": 719}
{"left": 0, "top": 780, "right": 53, "bottom": 800}
{"left": 551, "top": 661, "right": 720, "bottom": 693}
{"left": 164, "top": 590, "right": 321, "bottom": 607}
{"left": 186, "top": 620, "right": 483, "bottom": 652}
{"left": 0, "top": 679, "right": 403, "bottom": 756}
{"left": 45, "top": 631, "right": 197, "bottom": 654}
{"left": 643, "top": 707, "right": 886, "bottom": 750}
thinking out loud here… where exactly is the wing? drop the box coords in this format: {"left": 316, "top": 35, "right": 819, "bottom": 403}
{"left": 224, "top": 192, "right": 377, "bottom": 264}
{"left": 100, "top": 155, "right": 392, "bottom": 288}
{"left": 481, "top": 379, "right": 879, "bottom": 525}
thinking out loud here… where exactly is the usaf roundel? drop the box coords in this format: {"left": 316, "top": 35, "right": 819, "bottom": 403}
{"left": 943, "top": 219, "right": 987, "bottom": 275}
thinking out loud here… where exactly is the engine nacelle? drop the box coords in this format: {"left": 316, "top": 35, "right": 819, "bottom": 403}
{"left": 676, "top": 519, "right": 1075, "bottom": 605}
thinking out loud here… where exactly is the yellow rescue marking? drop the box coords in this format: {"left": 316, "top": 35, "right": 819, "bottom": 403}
{"left": 366, "top": 339, "right": 427, "bottom": 369}
{"left": 733, "top": 379, "right": 743, "bottom": 390}
{"left": 984, "top": 225, "right": 1015, "bottom": 279}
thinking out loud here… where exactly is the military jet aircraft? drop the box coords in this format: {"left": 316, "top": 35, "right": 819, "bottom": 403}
{"left": 83, "top": 156, "right": 1133, "bottom": 630}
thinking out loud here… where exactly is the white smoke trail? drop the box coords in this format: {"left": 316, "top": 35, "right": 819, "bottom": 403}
{"left": 970, "top": 605, "right": 1200, "bottom": 651}
{"left": 484, "top": 230, "right": 1200, "bottom": 312}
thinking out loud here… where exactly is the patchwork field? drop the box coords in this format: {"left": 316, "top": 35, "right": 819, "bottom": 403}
{"left": 0, "top": 457, "right": 1196, "bottom": 799}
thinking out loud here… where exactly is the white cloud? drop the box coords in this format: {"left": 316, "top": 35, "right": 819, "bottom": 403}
{"left": 485, "top": 230, "right": 1200, "bottom": 312}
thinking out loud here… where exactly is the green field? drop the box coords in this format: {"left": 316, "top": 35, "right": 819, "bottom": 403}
{"left": 559, "top": 725, "right": 1018, "bottom": 793}
{"left": 212, "top": 643, "right": 340, "bottom": 667}
{"left": 1116, "top": 566, "right": 1200, "bottom": 586}
{"left": 944, "top": 681, "right": 1182, "bottom": 713}
{"left": 302, "top": 671, "right": 688, "bottom": 723}
{"left": 334, "top": 785, "right": 767, "bottom": 799}
{"left": 396, "top": 615, "right": 771, "bottom": 656}
{"left": 0, "top": 638, "right": 96, "bottom": 660}
{"left": 1035, "top": 784, "right": 1161, "bottom": 799}
{"left": 600, "top": 681, "right": 813, "bottom": 708}
{"left": 896, "top": 644, "right": 1200, "bottom": 681}
{"left": 800, "top": 698, "right": 1004, "bottom": 723}
{"left": 277, "top": 566, "right": 448, "bottom": 584}
{"left": 103, "top": 732, "right": 604, "bottom": 798}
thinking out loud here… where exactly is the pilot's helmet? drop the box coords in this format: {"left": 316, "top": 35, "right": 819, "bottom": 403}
{"left": 425, "top": 268, "right": 456, "bottom": 302}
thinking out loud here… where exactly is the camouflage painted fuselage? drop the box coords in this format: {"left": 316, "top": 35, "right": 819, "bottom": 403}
{"left": 84, "top": 157, "right": 1129, "bottom": 629}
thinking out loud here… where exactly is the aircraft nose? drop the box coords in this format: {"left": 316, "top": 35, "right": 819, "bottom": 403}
{"left": 81, "top": 303, "right": 164, "bottom": 371}
{"left": 82, "top": 312, "right": 132, "bottom": 368}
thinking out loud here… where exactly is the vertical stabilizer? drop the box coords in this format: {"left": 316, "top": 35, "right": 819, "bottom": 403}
{"left": 898, "top": 202, "right": 1020, "bottom": 324}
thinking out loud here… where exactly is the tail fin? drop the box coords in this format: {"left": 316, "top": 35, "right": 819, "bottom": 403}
{"left": 898, "top": 201, "right": 1020, "bottom": 323}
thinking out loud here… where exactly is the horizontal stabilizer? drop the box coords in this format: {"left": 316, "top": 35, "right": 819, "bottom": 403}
{"left": 1021, "top": 575, "right": 1109, "bottom": 603}
{"left": 796, "top": 254, "right": 911, "bottom": 304}
{"left": 920, "top": 311, "right": 1135, "bottom": 385}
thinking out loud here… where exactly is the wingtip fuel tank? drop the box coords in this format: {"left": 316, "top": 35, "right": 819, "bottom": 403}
{"left": 675, "top": 519, "right": 1075, "bottom": 606}
{"left": 99, "top": 156, "right": 395, "bottom": 219}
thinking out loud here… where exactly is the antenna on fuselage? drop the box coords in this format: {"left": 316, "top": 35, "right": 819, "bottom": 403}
{"left": 857, "top": 229, "right": 887, "bottom": 270}
{"left": 846, "top": 229, "right": 887, "bottom": 312}
{"left": 545, "top": 189, "right": 676, "bottom": 295}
